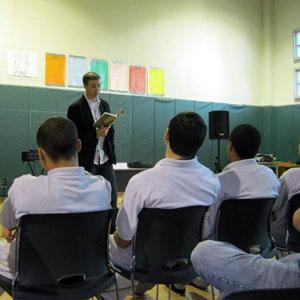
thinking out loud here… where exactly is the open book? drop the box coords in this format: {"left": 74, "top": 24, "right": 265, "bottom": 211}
{"left": 94, "top": 109, "right": 124, "bottom": 128}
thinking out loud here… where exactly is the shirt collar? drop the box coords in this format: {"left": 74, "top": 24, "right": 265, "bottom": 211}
{"left": 84, "top": 93, "right": 100, "bottom": 104}
{"left": 47, "top": 167, "right": 85, "bottom": 176}
{"left": 155, "top": 157, "right": 199, "bottom": 168}
{"left": 223, "top": 158, "right": 257, "bottom": 172}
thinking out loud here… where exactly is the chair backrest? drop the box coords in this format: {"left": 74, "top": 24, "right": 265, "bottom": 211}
{"left": 222, "top": 287, "right": 300, "bottom": 300}
{"left": 215, "top": 198, "right": 275, "bottom": 258}
{"left": 133, "top": 206, "right": 208, "bottom": 283}
{"left": 15, "top": 209, "right": 114, "bottom": 289}
{"left": 286, "top": 193, "right": 300, "bottom": 252}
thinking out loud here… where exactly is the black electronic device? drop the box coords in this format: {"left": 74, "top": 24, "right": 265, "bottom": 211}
{"left": 209, "top": 110, "right": 229, "bottom": 139}
{"left": 21, "top": 149, "right": 41, "bottom": 176}
{"left": 209, "top": 110, "right": 230, "bottom": 173}
{"left": 21, "top": 149, "right": 39, "bottom": 162}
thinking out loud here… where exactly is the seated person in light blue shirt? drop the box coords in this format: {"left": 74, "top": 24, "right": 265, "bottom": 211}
{"left": 191, "top": 208, "right": 300, "bottom": 299}
{"left": 204, "top": 124, "right": 280, "bottom": 240}
{"left": 102, "top": 112, "right": 220, "bottom": 300}
{"left": 0, "top": 117, "right": 111, "bottom": 295}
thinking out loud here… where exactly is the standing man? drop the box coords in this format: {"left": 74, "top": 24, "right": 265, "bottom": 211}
{"left": 67, "top": 72, "right": 117, "bottom": 208}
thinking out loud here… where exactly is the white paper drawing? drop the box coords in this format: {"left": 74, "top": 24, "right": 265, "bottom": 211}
{"left": 7, "top": 51, "right": 38, "bottom": 77}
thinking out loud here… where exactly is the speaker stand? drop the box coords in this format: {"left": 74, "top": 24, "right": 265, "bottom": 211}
{"left": 214, "top": 139, "right": 221, "bottom": 173}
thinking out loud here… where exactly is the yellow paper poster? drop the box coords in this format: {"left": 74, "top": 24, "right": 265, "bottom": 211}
{"left": 148, "top": 68, "right": 164, "bottom": 95}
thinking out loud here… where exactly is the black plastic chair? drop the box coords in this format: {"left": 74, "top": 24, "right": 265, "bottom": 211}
{"left": 286, "top": 193, "right": 300, "bottom": 252}
{"left": 215, "top": 198, "right": 276, "bottom": 258}
{"left": 222, "top": 287, "right": 300, "bottom": 300}
{"left": 115, "top": 206, "right": 208, "bottom": 300}
{"left": 0, "top": 210, "right": 119, "bottom": 300}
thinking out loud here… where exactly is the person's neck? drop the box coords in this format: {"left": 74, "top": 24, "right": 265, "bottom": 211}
{"left": 45, "top": 158, "right": 78, "bottom": 171}
{"left": 229, "top": 154, "right": 242, "bottom": 163}
{"left": 84, "top": 92, "right": 98, "bottom": 102}
{"left": 165, "top": 147, "right": 188, "bottom": 160}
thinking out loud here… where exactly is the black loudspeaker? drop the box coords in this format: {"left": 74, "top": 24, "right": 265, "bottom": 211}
{"left": 209, "top": 111, "right": 229, "bottom": 139}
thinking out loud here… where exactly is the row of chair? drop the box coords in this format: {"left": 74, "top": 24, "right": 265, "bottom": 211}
{"left": 1, "top": 195, "right": 300, "bottom": 299}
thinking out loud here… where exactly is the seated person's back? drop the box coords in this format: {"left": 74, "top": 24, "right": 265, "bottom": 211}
{"left": 204, "top": 124, "right": 280, "bottom": 239}
{"left": 271, "top": 167, "right": 300, "bottom": 248}
{"left": 109, "top": 112, "right": 220, "bottom": 297}
{"left": 0, "top": 117, "right": 111, "bottom": 280}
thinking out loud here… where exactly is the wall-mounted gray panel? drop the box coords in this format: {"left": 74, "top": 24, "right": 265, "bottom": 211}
{"left": 261, "top": 106, "right": 273, "bottom": 154}
{"left": 100, "top": 93, "right": 110, "bottom": 104}
{"left": 273, "top": 105, "right": 294, "bottom": 162}
{"left": 0, "top": 85, "right": 28, "bottom": 110}
{"left": 294, "top": 105, "right": 300, "bottom": 162}
{"left": 132, "top": 96, "right": 155, "bottom": 164}
{"left": 154, "top": 99, "right": 175, "bottom": 162}
{"left": 29, "top": 88, "right": 58, "bottom": 112}
{"left": 0, "top": 109, "right": 28, "bottom": 186}
{"left": 57, "top": 90, "right": 82, "bottom": 113}
{"left": 175, "top": 99, "right": 195, "bottom": 113}
{"left": 110, "top": 94, "right": 133, "bottom": 162}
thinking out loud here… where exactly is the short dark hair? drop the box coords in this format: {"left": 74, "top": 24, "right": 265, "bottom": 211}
{"left": 36, "top": 117, "right": 78, "bottom": 161}
{"left": 230, "top": 124, "right": 261, "bottom": 159}
{"left": 168, "top": 112, "right": 207, "bottom": 158}
{"left": 82, "top": 72, "right": 100, "bottom": 85}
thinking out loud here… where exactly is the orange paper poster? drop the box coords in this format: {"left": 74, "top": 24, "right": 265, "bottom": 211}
{"left": 45, "top": 53, "right": 66, "bottom": 86}
{"left": 148, "top": 67, "right": 164, "bottom": 95}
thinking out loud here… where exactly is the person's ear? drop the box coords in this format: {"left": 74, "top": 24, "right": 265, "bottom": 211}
{"left": 37, "top": 147, "right": 45, "bottom": 162}
{"left": 164, "top": 128, "right": 170, "bottom": 142}
{"left": 76, "top": 139, "right": 82, "bottom": 153}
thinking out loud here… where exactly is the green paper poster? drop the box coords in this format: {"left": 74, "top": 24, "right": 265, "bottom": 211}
{"left": 90, "top": 59, "right": 108, "bottom": 91}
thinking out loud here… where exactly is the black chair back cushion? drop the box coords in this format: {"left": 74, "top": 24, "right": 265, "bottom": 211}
{"left": 216, "top": 198, "right": 275, "bottom": 258}
{"left": 13, "top": 210, "right": 114, "bottom": 298}
{"left": 286, "top": 193, "right": 300, "bottom": 252}
{"left": 133, "top": 206, "right": 207, "bottom": 283}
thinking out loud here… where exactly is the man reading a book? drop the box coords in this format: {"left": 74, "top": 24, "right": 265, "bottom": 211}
{"left": 67, "top": 72, "right": 117, "bottom": 209}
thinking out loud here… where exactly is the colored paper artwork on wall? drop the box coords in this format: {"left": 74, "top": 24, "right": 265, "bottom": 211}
{"left": 109, "top": 62, "right": 129, "bottom": 92}
{"left": 45, "top": 53, "right": 66, "bottom": 86}
{"left": 90, "top": 59, "right": 109, "bottom": 91}
{"left": 68, "top": 56, "right": 88, "bottom": 87}
{"left": 148, "top": 67, "right": 164, "bottom": 96}
{"left": 129, "top": 66, "right": 146, "bottom": 94}
{"left": 7, "top": 51, "right": 38, "bottom": 78}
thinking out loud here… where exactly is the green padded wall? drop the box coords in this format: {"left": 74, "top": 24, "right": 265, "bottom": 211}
{"left": 0, "top": 86, "right": 29, "bottom": 186}
{"left": 132, "top": 96, "right": 155, "bottom": 164}
{"left": 154, "top": 98, "right": 176, "bottom": 162}
{"left": 109, "top": 94, "right": 133, "bottom": 162}
{"left": 2, "top": 84, "right": 300, "bottom": 188}
{"left": 273, "top": 105, "right": 295, "bottom": 162}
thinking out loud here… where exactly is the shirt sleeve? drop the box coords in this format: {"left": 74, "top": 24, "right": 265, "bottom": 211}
{"left": 273, "top": 174, "right": 289, "bottom": 213}
{"left": 116, "top": 177, "right": 145, "bottom": 241}
{"left": 0, "top": 186, "right": 17, "bottom": 229}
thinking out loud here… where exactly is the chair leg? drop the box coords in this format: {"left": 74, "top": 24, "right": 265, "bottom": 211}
{"left": 168, "top": 284, "right": 172, "bottom": 300}
{"left": 156, "top": 284, "right": 159, "bottom": 300}
{"left": 131, "top": 274, "right": 135, "bottom": 299}
{"left": 211, "top": 285, "right": 215, "bottom": 300}
{"left": 114, "top": 274, "right": 120, "bottom": 300}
